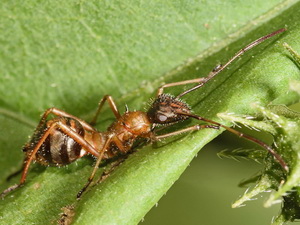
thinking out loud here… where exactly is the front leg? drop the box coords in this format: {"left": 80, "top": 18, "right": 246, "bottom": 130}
{"left": 153, "top": 124, "right": 219, "bottom": 140}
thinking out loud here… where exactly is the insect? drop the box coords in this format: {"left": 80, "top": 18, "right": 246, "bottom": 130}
{"left": 0, "top": 28, "right": 288, "bottom": 199}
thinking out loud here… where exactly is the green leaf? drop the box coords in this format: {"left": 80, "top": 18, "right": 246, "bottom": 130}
{"left": 230, "top": 104, "right": 300, "bottom": 222}
{"left": 1, "top": 1, "right": 300, "bottom": 225}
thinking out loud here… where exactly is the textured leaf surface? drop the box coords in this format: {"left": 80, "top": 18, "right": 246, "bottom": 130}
{"left": 0, "top": 1, "right": 300, "bottom": 225}
{"left": 220, "top": 48, "right": 300, "bottom": 222}
{"left": 228, "top": 104, "right": 300, "bottom": 222}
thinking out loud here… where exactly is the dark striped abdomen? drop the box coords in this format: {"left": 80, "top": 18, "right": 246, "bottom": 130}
{"left": 30, "top": 117, "right": 85, "bottom": 166}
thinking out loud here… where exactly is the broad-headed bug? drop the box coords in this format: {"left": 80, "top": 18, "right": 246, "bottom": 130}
{"left": 0, "top": 28, "right": 288, "bottom": 199}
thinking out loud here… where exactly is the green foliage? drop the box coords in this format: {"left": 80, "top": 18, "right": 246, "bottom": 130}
{"left": 222, "top": 104, "right": 300, "bottom": 222}
{"left": 219, "top": 43, "right": 300, "bottom": 223}
{"left": 0, "top": 1, "right": 300, "bottom": 224}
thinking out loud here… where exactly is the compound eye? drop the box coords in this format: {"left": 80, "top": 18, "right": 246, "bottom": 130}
{"left": 157, "top": 114, "right": 168, "bottom": 122}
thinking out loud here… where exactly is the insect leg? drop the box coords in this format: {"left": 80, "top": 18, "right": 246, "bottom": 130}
{"left": 24, "top": 121, "right": 102, "bottom": 181}
{"left": 155, "top": 29, "right": 285, "bottom": 98}
{"left": 90, "top": 95, "right": 121, "bottom": 126}
{"left": 156, "top": 78, "right": 207, "bottom": 97}
{"left": 154, "top": 124, "right": 219, "bottom": 140}
{"left": 95, "top": 156, "right": 128, "bottom": 184}
{"left": 38, "top": 107, "right": 96, "bottom": 132}
{"left": 185, "top": 113, "right": 288, "bottom": 172}
{"left": 4, "top": 108, "right": 97, "bottom": 186}
{"left": 0, "top": 121, "right": 101, "bottom": 198}
{"left": 176, "top": 29, "right": 286, "bottom": 98}
{"left": 77, "top": 136, "right": 113, "bottom": 199}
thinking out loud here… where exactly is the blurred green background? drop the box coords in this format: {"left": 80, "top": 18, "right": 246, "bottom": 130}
{"left": 142, "top": 138, "right": 281, "bottom": 225}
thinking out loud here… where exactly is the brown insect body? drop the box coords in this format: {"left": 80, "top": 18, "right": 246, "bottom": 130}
{"left": 24, "top": 111, "right": 152, "bottom": 167}
{"left": 105, "top": 111, "right": 152, "bottom": 156}
{"left": 0, "top": 28, "right": 288, "bottom": 199}
{"left": 23, "top": 117, "right": 86, "bottom": 166}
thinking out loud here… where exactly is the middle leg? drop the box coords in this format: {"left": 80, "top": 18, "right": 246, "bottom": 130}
{"left": 77, "top": 136, "right": 113, "bottom": 199}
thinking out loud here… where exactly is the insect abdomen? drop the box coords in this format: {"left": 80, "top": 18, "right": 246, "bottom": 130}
{"left": 26, "top": 117, "right": 85, "bottom": 166}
